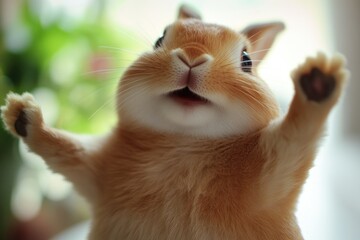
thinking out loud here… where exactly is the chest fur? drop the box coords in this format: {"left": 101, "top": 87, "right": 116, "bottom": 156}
{"left": 92, "top": 132, "right": 267, "bottom": 238}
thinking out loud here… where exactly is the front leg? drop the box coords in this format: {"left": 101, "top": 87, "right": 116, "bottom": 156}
{"left": 259, "top": 53, "right": 348, "bottom": 207}
{"left": 1, "top": 93, "right": 99, "bottom": 202}
{"left": 281, "top": 52, "right": 347, "bottom": 140}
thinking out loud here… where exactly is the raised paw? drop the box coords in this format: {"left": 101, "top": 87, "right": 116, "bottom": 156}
{"left": 292, "top": 52, "right": 348, "bottom": 103}
{"left": 1, "top": 92, "right": 43, "bottom": 137}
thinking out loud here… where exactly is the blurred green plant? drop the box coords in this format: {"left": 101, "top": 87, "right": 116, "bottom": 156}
{"left": 0, "top": 0, "right": 138, "bottom": 237}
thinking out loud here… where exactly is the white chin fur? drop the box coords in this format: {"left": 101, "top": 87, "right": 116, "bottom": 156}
{"left": 121, "top": 93, "right": 256, "bottom": 138}
{"left": 160, "top": 100, "right": 216, "bottom": 127}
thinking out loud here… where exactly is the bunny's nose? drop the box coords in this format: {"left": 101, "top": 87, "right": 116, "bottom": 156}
{"left": 171, "top": 48, "right": 213, "bottom": 87}
{"left": 172, "top": 48, "right": 213, "bottom": 68}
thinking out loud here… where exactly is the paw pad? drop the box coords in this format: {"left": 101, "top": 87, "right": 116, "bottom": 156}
{"left": 1, "top": 92, "right": 42, "bottom": 137}
{"left": 293, "top": 53, "right": 348, "bottom": 105}
{"left": 14, "top": 110, "right": 29, "bottom": 137}
{"left": 300, "top": 68, "right": 336, "bottom": 102}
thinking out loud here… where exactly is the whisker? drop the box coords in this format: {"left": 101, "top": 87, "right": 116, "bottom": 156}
{"left": 88, "top": 96, "right": 116, "bottom": 120}
{"left": 82, "top": 68, "right": 125, "bottom": 76}
{"left": 246, "top": 28, "right": 266, "bottom": 42}
{"left": 116, "top": 84, "right": 153, "bottom": 111}
{"left": 118, "top": 78, "right": 151, "bottom": 88}
{"left": 98, "top": 46, "right": 143, "bottom": 57}
{"left": 130, "top": 21, "right": 158, "bottom": 49}
{"left": 216, "top": 39, "right": 247, "bottom": 63}
{"left": 118, "top": 29, "right": 151, "bottom": 48}
{"left": 83, "top": 61, "right": 163, "bottom": 77}
{"left": 248, "top": 33, "right": 278, "bottom": 52}
{"left": 98, "top": 56, "right": 134, "bottom": 65}
{"left": 81, "top": 81, "right": 118, "bottom": 101}
{"left": 249, "top": 48, "right": 271, "bottom": 56}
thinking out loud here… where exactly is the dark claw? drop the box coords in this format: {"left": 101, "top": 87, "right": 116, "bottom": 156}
{"left": 15, "top": 110, "right": 28, "bottom": 137}
{"left": 300, "top": 68, "right": 336, "bottom": 102}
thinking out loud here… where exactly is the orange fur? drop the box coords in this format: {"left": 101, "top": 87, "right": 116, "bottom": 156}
{"left": 1, "top": 6, "right": 348, "bottom": 240}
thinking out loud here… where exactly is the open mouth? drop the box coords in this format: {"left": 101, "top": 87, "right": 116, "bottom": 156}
{"left": 168, "top": 87, "right": 209, "bottom": 106}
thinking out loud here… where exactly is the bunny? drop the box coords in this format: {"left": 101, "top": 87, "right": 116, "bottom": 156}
{"left": 1, "top": 5, "right": 348, "bottom": 240}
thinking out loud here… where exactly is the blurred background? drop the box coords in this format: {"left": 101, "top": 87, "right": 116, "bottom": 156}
{"left": 0, "top": 0, "right": 359, "bottom": 239}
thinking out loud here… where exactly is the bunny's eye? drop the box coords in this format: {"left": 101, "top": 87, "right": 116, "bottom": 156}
{"left": 154, "top": 36, "right": 164, "bottom": 49}
{"left": 154, "top": 29, "right": 167, "bottom": 49}
{"left": 241, "top": 50, "right": 252, "bottom": 73}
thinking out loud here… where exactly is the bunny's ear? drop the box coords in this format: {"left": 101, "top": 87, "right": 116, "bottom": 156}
{"left": 241, "top": 22, "right": 285, "bottom": 67}
{"left": 178, "top": 5, "right": 201, "bottom": 20}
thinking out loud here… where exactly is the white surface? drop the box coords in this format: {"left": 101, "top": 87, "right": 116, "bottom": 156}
{"left": 52, "top": 221, "right": 90, "bottom": 240}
